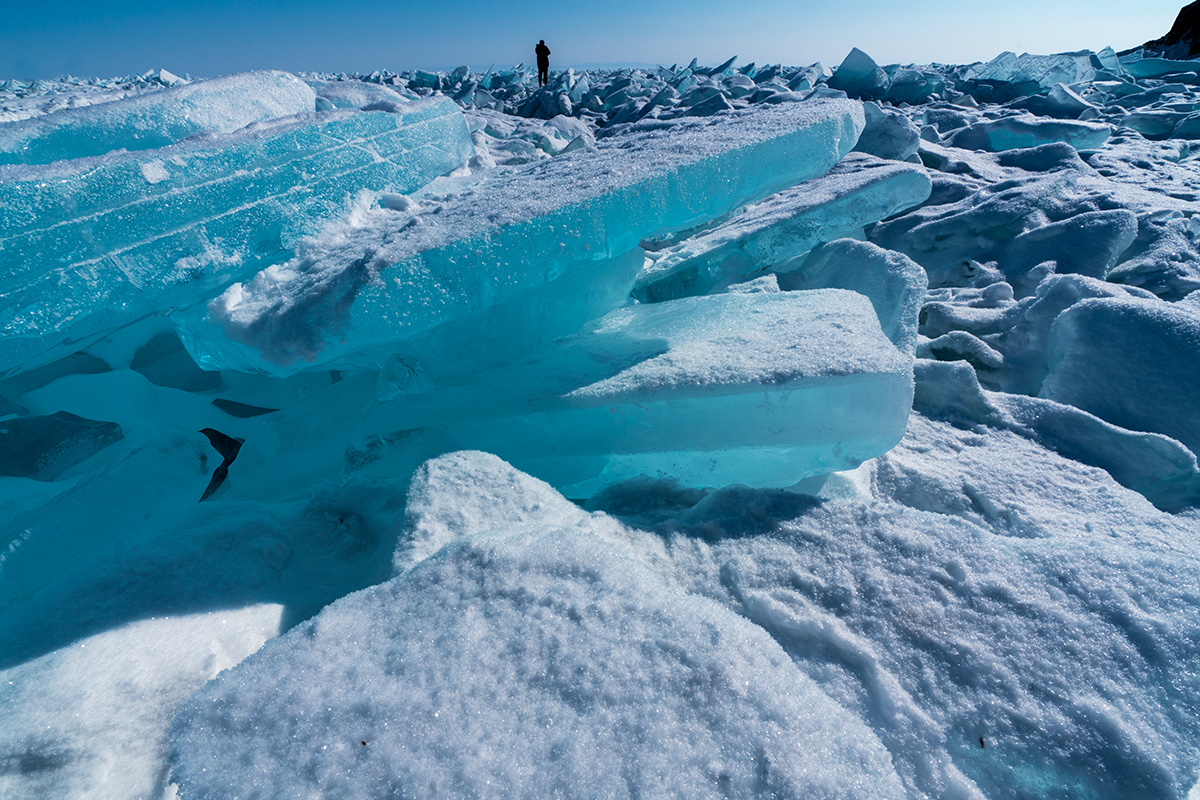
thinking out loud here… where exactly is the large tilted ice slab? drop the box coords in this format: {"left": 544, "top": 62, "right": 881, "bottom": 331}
{"left": 633, "top": 153, "right": 931, "bottom": 302}
{"left": 0, "top": 71, "right": 317, "bottom": 166}
{"left": 1119, "top": 55, "right": 1200, "bottom": 79}
{"left": 0, "top": 97, "right": 472, "bottom": 375}
{"left": 353, "top": 288, "right": 913, "bottom": 496}
{"left": 170, "top": 453, "right": 905, "bottom": 800}
{"left": 183, "top": 98, "right": 866, "bottom": 376}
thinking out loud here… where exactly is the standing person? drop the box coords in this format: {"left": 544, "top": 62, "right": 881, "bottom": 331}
{"left": 536, "top": 39, "right": 551, "bottom": 87}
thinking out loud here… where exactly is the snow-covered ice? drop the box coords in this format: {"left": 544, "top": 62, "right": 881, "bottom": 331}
{"left": 171, "top": 454, "right": 907, "bottom": 800}
{"left": 3, "top": 40, "right": 1200, "bottom": 800}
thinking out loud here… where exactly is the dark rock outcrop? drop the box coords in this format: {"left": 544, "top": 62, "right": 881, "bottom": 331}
{"left": 1138, "top": 1, "right": 1200, "bottom": 59}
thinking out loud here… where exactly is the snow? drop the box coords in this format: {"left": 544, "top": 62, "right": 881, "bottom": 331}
{"left": 1041, "top": 294, "right": 1200, "bottom": 452}
{"left": 0, "top": 606, "right": 283, "bottom": 800}
{"left": 3, "top": 45, "right": 1200, "bottom": 800}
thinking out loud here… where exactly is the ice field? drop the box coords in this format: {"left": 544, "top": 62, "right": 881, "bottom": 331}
{"left": 2, "top": 42, "right": 1200, "bottom": 799}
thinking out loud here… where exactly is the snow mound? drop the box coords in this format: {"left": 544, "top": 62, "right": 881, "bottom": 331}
{"left": 170, "top": 451, "right": 906, "bottom": 800}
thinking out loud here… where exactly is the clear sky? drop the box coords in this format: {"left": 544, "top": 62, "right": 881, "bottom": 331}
{"left": 0, "top": 0, "right": 1189, "bottom": 80}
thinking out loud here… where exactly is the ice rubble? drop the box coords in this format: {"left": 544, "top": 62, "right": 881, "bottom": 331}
{"left": 4, "top": 38, "right": 1200, "bottom": 800}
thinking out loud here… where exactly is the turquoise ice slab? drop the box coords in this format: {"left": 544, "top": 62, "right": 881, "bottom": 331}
{"left": 1119, "top": 55, "right": 1200, "bottom": 79}
{"left": 0, "top": 433, "right": 215, "bottom": 611}
{"left": 354, "top": 288, "right": 913, "bottom": 496}
{"left": 183, "top": 98, "right": 865, "bottom": 377}
{"left": 0, "top": 71, "right": 317, "bottom": 166}
{"left": 633, "top": 153, "right": 931, "bottom": 303}
{"left": 0, "top": 97, "right": 472, "bottom": 375}
{"left": 945, "top": 116, "right": 1110, "bottom": 152}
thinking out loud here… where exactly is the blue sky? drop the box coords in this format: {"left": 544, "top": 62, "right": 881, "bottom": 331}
{"left": 0, "top": 1, "right": 1188, "bottom": 79}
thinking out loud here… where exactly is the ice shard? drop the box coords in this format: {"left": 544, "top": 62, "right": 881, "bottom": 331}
{"left": 827, "top": 48, "right": 890, "bottom": 99}
{"left": 0, "top": 411, "right": 123, "bottom": 481}
{"left": 776, "top": 238, "right": 927, "bottom": 352}
{"left": 633, "top": 153, "right": 931, "bottom": 302}
{"left": 853, "top": 102, "right": 921, "bottom": 161}
{"left": 964, "top": 51, "right": 1097, "bottom": 90}
{"left": 182, "top": 98, "right": 865, "bottom": 377}
{"left": 0, "top": 71, "right": 317, "bottom": 166}
{"left": 0, "top": 96, "right": 473, "bottom": 375}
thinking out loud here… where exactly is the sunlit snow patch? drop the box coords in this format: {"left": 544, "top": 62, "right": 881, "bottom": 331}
{"left": 0, "top": 606, "right": 282, "bottom": 800}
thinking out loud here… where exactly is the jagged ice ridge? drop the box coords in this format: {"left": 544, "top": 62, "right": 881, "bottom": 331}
{"left": 2, "top": 39, "right": 1200, "bottom": 800}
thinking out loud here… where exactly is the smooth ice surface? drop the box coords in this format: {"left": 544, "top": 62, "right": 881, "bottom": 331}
{"left": 1120, "top": 55, "right": 1200, "bottom": 78}
{"left": 634, "top": 153, "right": 931, "bottom": 302}
{"left": 184, "top": 98, "right": 864, "bottom": 375}
{"left": 170, "top": 452, "right": 907, "bottom": 800}
{"left": 0, "top": 95, "right": 472, "bottom": 375}
{"left": 945, "top": 116, "right": 1111, "bottom": 152}
{"left": 0, "top": 71, "right": 316, "bottom": 165}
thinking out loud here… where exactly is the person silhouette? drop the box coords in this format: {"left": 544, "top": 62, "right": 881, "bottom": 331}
{"left": 536, "top": 39, "right": 551, "bottom": 87}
